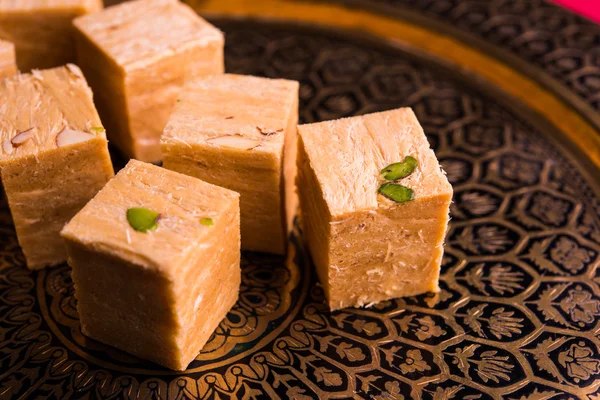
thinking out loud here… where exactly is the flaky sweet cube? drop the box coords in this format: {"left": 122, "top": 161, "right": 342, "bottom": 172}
{"left": 73, "top": 0, "right": 224, "bottom": 162}
{"left": 0, "top": 65, "right": 114, "bottom": 269}
{"left": 162, "top": 74, "right": 299, "bottom": 254}
{"left": 297, "top": 108, "right": 452, "bottom": 310}
{"left": 0, "top": 0, "right": 102, "bottom": 71}
{"left": 0, "top": 39, "right": 16, "bottom": 78}
{"left": 61, "top": 160, "right": 241, "bottom": 371}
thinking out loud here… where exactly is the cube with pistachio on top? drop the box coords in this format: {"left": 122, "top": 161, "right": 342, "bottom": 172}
{"left": 61, "top": 160, "right": 241, "bottom": 371}
{"left": 0, "top": 64, "right": 114, "bottom": 269}
{"left": 297, "top": 108, "right": 452, "bottom": 310}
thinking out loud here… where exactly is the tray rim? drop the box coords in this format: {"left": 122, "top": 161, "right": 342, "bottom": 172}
{"left": 189, "top": 0, "right": 600, "bottom": 178}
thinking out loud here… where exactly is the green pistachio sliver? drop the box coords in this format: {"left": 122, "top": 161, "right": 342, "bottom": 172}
{"left": 127, "top": 207, "right": 160, "bottom": 232}
{"left": 90, "top": 126, "right": 105, "bottom": 133}
{"left": 380, "top": 156, "right": 418, "bottom": 180}
{"left": 378, "top": 183, "right": 414, "bottom": 203}
{"left": 200, "top": 217, "right": 214, "bottom": 226}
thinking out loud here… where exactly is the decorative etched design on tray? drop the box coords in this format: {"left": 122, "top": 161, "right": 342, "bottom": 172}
{"left": 335, "top": 0, "right": 600, "bottom": 113}
{"left": 455, "top": 261, "right": 532, "bottom": 297}
{"left": 0, "top": 19, "right": 599, "bottom": 399}
{"left": 38, "top": 248, "right": 304, "bottom": 370}
{"left": 455, "top": 301, "right": 530, "bottom": 341}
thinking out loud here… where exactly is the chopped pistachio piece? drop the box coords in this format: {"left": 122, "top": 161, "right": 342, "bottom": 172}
{"left": 381, "top": 156, "right": 418, "bottom": 180}
{"left": 126, "top": 207, "right": 160, "bottom": 232}
{"left": 378, "top": 183, "right": 414, "bottom": 203}
{"left": 200, "top": 217, "right": 214, "bottom": 226}
{"left": 90, "top": 126, "right": 105, "bottom": 133}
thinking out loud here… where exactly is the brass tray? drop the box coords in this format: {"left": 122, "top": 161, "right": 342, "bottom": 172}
{"left": 2, "top": 1, "right": 600, "bottom": 398}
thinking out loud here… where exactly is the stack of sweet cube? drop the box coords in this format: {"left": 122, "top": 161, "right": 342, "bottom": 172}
{"left": 0, "top": 0, "right": 452, "bottom": 370}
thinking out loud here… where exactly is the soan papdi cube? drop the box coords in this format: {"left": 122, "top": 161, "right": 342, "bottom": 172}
{"left": 61, "top": 160, "right": 241, "bottom": 371}
{"left": 0, "top": 0, "right": 102, "bottom": 71}
{"left": 0, "top": 65, "right": 114, "bottom": 269}
{"left": 162, "top": 74, "right": 299, "bottom": 254}
{"left": 73, "top": 0, "right": 224, "bottom": 162}
{"left": 0, "top": 40, "right": 16, "bottom": 78}
{"left": 297, "top": 108, "right": 452, "bottom": 310}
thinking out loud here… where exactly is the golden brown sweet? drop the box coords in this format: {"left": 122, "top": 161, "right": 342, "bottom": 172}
{"left": 0, "top": 0, "right": 102, "bottom": 71}
{"left": 61, "top": 160, "right": 241, "bottom": 371}
{"left": 0, "top": 39, "right": 16, "bottom": 78}
{"left": 297, "top": 108, "right": 452, "bottom": 310}
{"left": 161, "top": 74, "right": 299, "bottom": 254}
{"left": 0, "top": 64, "right": 114, "bottom": 269}
{"left": 73, "top": 0, "right": 224, "bottom": 162}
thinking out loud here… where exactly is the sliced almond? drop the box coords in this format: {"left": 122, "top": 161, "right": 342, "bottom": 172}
{"left": 2, "top": 140, "right": 13, "bottom": 154}
{"left": 11, "top": 128, "right": 35, "bottom": 147}
{"left": 66, "top": 63, "right": 84, "bottom": 78}
{"left": 206, "top": 135, "right": 260, "bottom": 150}
{"left": 31, "top": 69, "right": 43, "bottom": 81}
{"left": 257, "top": 126, "right": 283, "bottom": 136}
{"left": 56, "top": 128, "right": 94, "bottom": 147}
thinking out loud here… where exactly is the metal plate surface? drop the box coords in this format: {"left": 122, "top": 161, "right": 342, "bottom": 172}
{"left": 1, "top": 3, "right": 599, "bottom": 399}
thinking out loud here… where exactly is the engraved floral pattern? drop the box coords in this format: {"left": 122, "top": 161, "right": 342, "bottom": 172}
{"left": 489, "top": 155, "right": 543, "bottom": 188}
{"left": 528, "top": 192, "right": 572, "bottom": 227}
{"left": 451, "top": 223, "right": 519, "bottom": 255}
{"left": 452, "top": 189, "right": 502, "bottom": 219}
{"left": 448, "top": 343, "right": 514, "bottom": 384}
{"left": 394, "top": 313, "right": 448, "bottom": 341}
{"left": 560, "top": 289, "right": 600, "bottom": 325}
{"left": 398, "top": 349, "right": 428, "bottom": 374}
{"left": 462, "top": 303, "right": 525, "bottom": 340}
{"left": 527, "top": 284, "right": 600, "bottom": 330}
{"left": 521, "top": 235, "right": 597, "bottom": 276}
{"left": 439, "top": 157, "right": 473, "bottom": 185}
{"left": 523, "top": 336, "right": 600, "bottom": 387}
{"left": 577, "top": 210, "right": 600, "bottom": 244}
{"left": 459, "top": 262, "right": 527, "bottom": 296}
{"left": 558, "top": 342, "right": 600, "bottom": 382}
{"left": 380, "top": 345, "right": 432, "bottom": 376}
{"left": 549, "top": 237, "right": 594, "bottom": 273}
{"left": 373, "top": 381, "right": 405, "bottom": 400}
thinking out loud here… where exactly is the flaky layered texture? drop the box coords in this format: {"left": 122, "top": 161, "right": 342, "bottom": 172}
{"left": 299, "top": 108, "right": 452, "bottom": 215}
{"left": 73, "top": 0, "right": 222, "bottom": 71}
{"left": 61, "top": 160, "right": 241, "bottom": 370}
{"left": 0, "top": 40, "right": 16, "bottom": 78}
{"left": 162, "top": 74, "right": 299, "bottom": 254}
{"left": 74, "top": 0, "right": 224, "bottom": 162}
{"left": 0, "top": 65, "right": 113, "bottom": 269}
{"left": 0, "top": 0, "right": 102, "bottom": 71}
{"left": 0, "top": 65, "right": 105, "bottom": 157}
{"left": 61, "top": 160, "right": 239, "bottom": 268}
{"left": 297, "top": 108, "right": 452, "bottom": 310}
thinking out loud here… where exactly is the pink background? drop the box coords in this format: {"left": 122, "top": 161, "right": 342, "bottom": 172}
{"left": 551, "top": 0, "right": 600, "bottom": 23}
